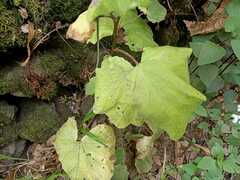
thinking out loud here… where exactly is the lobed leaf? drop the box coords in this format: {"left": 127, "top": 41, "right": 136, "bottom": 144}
{"left": 93, "top": 46, "right": 206, "bottom": 140}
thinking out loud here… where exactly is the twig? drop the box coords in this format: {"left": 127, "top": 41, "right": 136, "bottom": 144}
{"left": 20, "top": 24, "right": 69, "bottom": 66}
{"left": 112, "top": 48, "right": 138, "bottom": 65}
{"left": 187, "top": 0, "right": 198, "bottom": 21}
{"left": 33, "top": 24, "right": 69, "bottom": 51}
{"left": 194, "top": 144, "right": 210, "bottom": 155}
{"left": 166, "top": 0, "right": 173, "bottom": 12}
{"left": 161, "top": 146, "right": 167, "bottom": 177}
{"left": 56, "top": 30, "right": 78, "bottom": 55}
{"left": 219, "top": 57, "right": 237, "bottom": 75}
{"left": 190, "top": 65, "right": 199, "bottom": 75}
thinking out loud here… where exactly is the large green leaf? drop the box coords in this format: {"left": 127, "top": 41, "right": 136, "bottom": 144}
{"left": 54, "top": 117, "right": 115, "bottom": 180}
{"left": 93, "top": 46, "right": 206, "bottom": 140}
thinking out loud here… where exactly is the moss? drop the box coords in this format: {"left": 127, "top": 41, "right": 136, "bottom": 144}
{"left": 21, "top": 0, "right": 47, "bottom": 26}
{"left": 48, "top": 0, "right": 90, "bottom": 22}
{"left": 0, "top": 101, "right": 17, "bottom": 126}
{"left": 17, "top": 101, "right": 63, "bottom": 142}
{"left": 0, "top": 79, "right": 10, "bottom": 95}
{"left": 0, "top": 2, "right": 25, "bottom": 52}
{"left": 0, "top": 123, "right": 18, "bottom": 145}
{"left": 0, "top": 66, "right": 33, "bottom": 97}
{"left": 60, "top": 41, "right": 96, "bottom": 80}
{"left": 32, "top": 52, "right": 66, "bottom": 77}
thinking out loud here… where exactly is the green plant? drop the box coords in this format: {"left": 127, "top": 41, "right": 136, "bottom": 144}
{"left": 53, "top": 0, "right": 208, "bottom": 179}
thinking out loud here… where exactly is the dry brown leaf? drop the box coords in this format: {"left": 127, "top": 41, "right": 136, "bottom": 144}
{"left": 66, "top": 10, "right": 96, "bottom": 43}
{"left": 20, "top": 21, "right": 35, "bottom": 67}
{"left": 184, "top": 0, "right": 230, "bottom": 36}
{"left": 18, "top": 7, "right": 28, "bottom": 19}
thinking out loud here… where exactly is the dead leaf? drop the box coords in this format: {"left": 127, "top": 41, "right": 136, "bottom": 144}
{"left": 66, "top": 10, "right": 96, "bottom": 43}
{"left": 184, "top": 0, "right": 230, "bottom": 36}
{"left": 20, "top": 21, "right": 35, "bottom": 66}
{"left": 18, "top": 7, "right": 28, "bottom": 19}
{"left": 194, "top": 144, "right": 210, "bottom": 155}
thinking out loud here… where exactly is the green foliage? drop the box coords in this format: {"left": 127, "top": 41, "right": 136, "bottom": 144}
{"left": 54, "top": 117, "right": 116, "bottom": 180}
{"left": 231, "top": 39, "right": 240, "bottom": 60}
{"left": 56, "top": 0, "right": 240, "bottom": 179}
{"left": 224, "top": 0, "right": 240, "bottom": 38}
{"left": 112, "top": 148, "right": 129, "bottom": 180}
{"left": 72, "top": 0, "right": 165, "bottom": 51}
{"left": 140, "top": 0, "right": 166, "bottom": 23}
{"left": 190, "top": 40, "right": 226, "bottom": 65}
{"left": 120, "top": 10, "right": 158, "bottom": 51}
{"left": 89, "top": 17, "right": 114, "bottom": 44}
{"left": 198, "top": 64, "right": 218, "bottom": 87}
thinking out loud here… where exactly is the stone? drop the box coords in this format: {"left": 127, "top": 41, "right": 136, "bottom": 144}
{"left": 17, "top": 101, "right": 63, "bottom": 142}
{"left": 0, "top": 123, "right": 18, "bottom": 145}
{"left": 0, "top": 101, "right": 17, "bottom": 126}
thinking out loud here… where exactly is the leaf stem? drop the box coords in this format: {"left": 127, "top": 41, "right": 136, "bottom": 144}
{"left": 96, "top": 17, "right": 100, "bottom": 68}
{"left": 112, "top": 48, "right": 138, "bottom": 65}
{"left": 111, "top": 16, "right": 120, "bottom": 49}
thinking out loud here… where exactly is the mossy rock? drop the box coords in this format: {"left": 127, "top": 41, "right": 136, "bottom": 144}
{"left": 48, "top": 0, "right": 90, "bottom": 22}
{"left": 0, "top": 2, "right": 25, "bottom": 52}
{"left": 0, "top": 101, "right": 17, "bottom": 126}
{"left": 32, "top": 38, "right": 96, "bottom": 84}
{"left": 0, "top": 66, "right": 33, "bottom": 97}
{"left": 0, "top": 122, "right": 18, "bottom": 145}
{"left": 31, "top": 51, "right": 66, "bottom": 78}
{"left": 17, "top": 101, "right": 63, "bottom": 142}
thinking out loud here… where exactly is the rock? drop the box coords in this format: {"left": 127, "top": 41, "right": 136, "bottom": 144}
{"left": 0, "top": 101, "right": 17, "bottom": 126}
{"left": 55, "top": 97, "right": 75, "bottom": 120}
{"left": 17, "top": 101, "right": 63, "bottom": 142}
{"left": 0, "top": 39, "right": 96, "bottom": 100}
{"left": 0, "top": 65, "right": 33, "bottom": 97}
{"left": 0, "top": 123, "right": 18, "bottom": 145}
{"left": 0, "top": 140, "right": 26, "bottom": 157}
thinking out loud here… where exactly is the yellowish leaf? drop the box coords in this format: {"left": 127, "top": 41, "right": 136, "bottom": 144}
{"left": 66, "top": 10, "right": 96, "bottom": 43}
